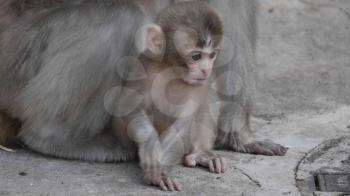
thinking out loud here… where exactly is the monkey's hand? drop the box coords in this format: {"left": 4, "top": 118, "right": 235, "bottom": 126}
{"left": 184, "top": 151, "right": 226, "bottom": 174}
{"left": 243, "top": 141, "right": 288, "bottom": 156}
{"left": 215, "top": 128, "right": 288, "bottom": 156}
{"left": 142, "top": 165, "right": 181, "bottom": 191}
{"left": 139, "top": 139, "right": 181, "bottom": 191}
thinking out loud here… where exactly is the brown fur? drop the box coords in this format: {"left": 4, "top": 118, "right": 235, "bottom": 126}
{"left": 0, "top": 0, "right": 18, "bottom": 32}
{"left": 157, "top": 2, "right": 222, "bottom": 67}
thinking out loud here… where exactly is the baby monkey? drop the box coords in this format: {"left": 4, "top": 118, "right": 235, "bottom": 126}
{"left": 113, "top": 1, "right": 224, "bottom": 191}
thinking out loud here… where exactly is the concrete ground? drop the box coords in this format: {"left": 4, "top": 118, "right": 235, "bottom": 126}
{"left": 1, "top": 0, "right": 350, "bottom": 195}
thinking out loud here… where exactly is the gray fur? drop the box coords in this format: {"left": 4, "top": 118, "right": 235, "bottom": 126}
{"left": 210, "top": 0, "right": 258, "bottom": 150}
{"left": 210, "top": 0, "right": 286, "bottom": 155}
{"left": 0, "top": 2, "right": 143, "bottom": 161}
{"left": 0, "top": 0, "right": 287, "bottom": 162}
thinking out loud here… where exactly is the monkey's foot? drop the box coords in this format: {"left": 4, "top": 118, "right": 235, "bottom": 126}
{"left": 243, "top": 141, "right": 288, "bottom": 156}
{"left": 143, "top": 167, "right": 181, "bottom": 191}
{"left": 184, "top": 151, "right": 226, "bottom": 173}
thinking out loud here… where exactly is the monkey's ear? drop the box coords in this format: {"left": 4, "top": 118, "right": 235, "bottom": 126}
{"left": 136, "top": 24, "right": 165, "bottom": 57}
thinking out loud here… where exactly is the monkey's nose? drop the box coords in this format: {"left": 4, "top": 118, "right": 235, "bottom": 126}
{"left": 201, "top": 69, "right": 210, "bottom": 78}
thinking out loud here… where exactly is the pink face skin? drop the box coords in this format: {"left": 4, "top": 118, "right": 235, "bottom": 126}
{"left": 182, "top": 46, "right": 220, "bottom": 86}
{"left": 172, "top": 30, "right": 221, "bottom": 86}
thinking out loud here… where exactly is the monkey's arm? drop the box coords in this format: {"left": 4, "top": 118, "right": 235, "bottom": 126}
{"left": 122, "top": 109, "right": 181, "bottom": 191}
{"left": 124, "top": 109, "right": 161, "bottom": 165}
{"left": 179, "top": 109, "right": 226, "bottom": 174}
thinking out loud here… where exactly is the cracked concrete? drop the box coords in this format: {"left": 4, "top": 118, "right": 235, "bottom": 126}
{"left": 1, "top": 0, "right": 350, "bottom": 195}
{"left": 296, "top": 136, "right": 350, "bottom": 195}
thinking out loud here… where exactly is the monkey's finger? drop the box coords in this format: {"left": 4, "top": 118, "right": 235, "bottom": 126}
{"left": 263, "top": 142, "right": 288, "bottom": 156}
{"left": 172, "top": 179, "right": 181, "bottom": 191}
{"left": 159, "top": 180, "right": 168, "bottom": 191}
{"left": 220, "top": 157, "right": 227, "bottom": 173}
{"left": 208, "top": 160, "right": 215, "bottom": 173}
{"left": 164, "top": 177, "right": 175, "bottom": 191}
{"left": 253, "top": 144, "right": 274, "bottom": 156}
{"left": 261, "top": 148, "right": 275, "bottom": 156}
{"left": 214, "top": 158, "right": 221, "bottom": 173}
{"left": 184, "top": 155, "right": 196, "bottom": 167}
{"left": 275, "top": 145, "right": 288, "bottom": 155}
{"left": 274, "top": 148, "right": 286, "bottom": 156}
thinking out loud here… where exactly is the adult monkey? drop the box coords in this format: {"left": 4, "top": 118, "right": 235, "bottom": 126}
{"left": 0, "top": 0, "right": 287, "bottom": 163}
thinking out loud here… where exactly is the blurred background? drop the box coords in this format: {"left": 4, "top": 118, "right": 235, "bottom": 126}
{"left": 255, "top": 0, "right": 350, "bottom": 117}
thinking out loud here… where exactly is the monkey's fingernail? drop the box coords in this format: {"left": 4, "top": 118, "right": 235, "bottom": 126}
{"left": 172, "top": 179, "right": 181, "bottom": 191}
{"left": 208, "top": 161, "right": 215, "bottom": 173}
{"left": 0, "top": 145, "right": 15, "bottom": 152}
{"left": 175, "top": 185, "right": 181, "bottom": 191}
{"left": 166, "top": 178, "right": 175, "bottom": 191}
{"left": 159, "top": 180, "right": 168, "bottom": 191}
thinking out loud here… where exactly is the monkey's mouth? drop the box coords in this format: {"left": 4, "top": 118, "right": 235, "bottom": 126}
{"left": 185, "top": 78, "right": 208, "bottom": 86}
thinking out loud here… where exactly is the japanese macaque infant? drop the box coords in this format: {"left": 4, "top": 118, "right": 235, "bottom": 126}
{"left": 113, "top": 1, "right": 224, "bottom": 191}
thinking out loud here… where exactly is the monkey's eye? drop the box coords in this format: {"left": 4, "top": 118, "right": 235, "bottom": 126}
{"left": 191, "top": 53, "right": 202, "bottom": 61}
{"left": 209, "top": 52, "right": 217, "bottom": 59}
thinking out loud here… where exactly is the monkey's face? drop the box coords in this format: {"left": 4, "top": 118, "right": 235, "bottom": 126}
{"left": 172, "top": 31, "right": 221, "bottom": 86}
{"left": 140, "top": 24, "right": 222, "bottom": 87}
{"left": 179, "top": 46, "right": 220, "bottom": 86}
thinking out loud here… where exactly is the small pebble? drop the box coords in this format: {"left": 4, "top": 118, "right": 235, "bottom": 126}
{"left": 19, "top": 172, "right": 27, "bottom": 176}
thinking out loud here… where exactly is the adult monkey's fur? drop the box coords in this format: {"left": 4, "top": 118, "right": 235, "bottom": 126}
{"left": 0, "top": 0, "right": 287, "bottom": 160}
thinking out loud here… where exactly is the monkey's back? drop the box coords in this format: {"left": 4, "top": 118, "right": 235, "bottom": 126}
{"left": 0, "top": 2, "right": 145, "bottom": 136}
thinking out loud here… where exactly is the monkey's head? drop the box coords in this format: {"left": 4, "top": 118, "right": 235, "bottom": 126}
{"left": 138, "top": 2, "right": 223, "bottom": 86}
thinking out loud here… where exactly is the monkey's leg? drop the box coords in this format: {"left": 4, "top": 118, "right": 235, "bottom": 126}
{"left": 19, "top": 123, "right": 137, "bottom": 162}
{"left": 215, "top": 102, "right": 288, "bottom": 156}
